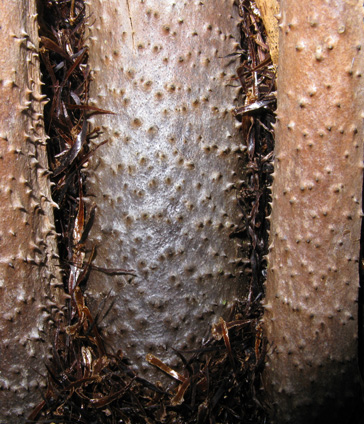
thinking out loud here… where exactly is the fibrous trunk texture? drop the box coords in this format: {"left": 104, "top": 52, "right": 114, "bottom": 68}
{"left": 0, "top": 0, "right": 65, "bottom": 421}
{"left": 85, "top": 0, "right": 245, "bottom": 381}
{"left": 255, "top": 0, "right": 279, "bottom": 68}
{"left": 263, "top": 0, "right": 364, "bottom": 422}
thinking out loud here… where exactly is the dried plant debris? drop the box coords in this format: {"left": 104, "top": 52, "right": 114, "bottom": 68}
{"left": 29, "top": 300, "right": 266, "bottom": 424}
{"left": 36, "top": 0, "right": 119, "bottom": 296}
{"left": 234, "top": 0, "right": 276, "bottom": 302}
{"left": 29, "top": 0, "right": 274, "bottom": 422}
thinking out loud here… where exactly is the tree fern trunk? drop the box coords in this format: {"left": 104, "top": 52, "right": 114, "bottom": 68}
{"left": 0, "top": 1, "right": 64, "bottom": 421}
{"left": 263, "top": 1, "right": 364, "bottom": 422}
{"left": 84, "top": 0, "right": 245, "bottom": 381}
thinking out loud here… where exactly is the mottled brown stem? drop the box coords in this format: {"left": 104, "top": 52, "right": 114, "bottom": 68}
{"left": 85, "top": 0, "right": 246, "bottom": 381}
{"left": 0, "top": 1, "right": 65, "bottom": 421}
{"left": 263, "top": 0, "right": 364, "bottom": 422}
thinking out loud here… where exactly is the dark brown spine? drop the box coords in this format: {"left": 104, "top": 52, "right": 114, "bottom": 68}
{"left": 263, "top": 1, "right": 364, "bottom": 422}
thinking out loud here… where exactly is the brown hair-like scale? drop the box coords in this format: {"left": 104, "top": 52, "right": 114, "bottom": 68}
{"left": 263, "top": 0, "right": 364, "bottom": 422}
{"left": 0, "top": 1, "right": 65, "bottom": 421}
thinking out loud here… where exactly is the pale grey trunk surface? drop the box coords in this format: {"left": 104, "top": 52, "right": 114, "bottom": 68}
{"left": 85, "top": 0, "right": 245, "bottom": 381}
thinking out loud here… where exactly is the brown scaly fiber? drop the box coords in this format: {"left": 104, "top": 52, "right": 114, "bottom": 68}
{"left": 0, "top": 1, "right": 65, "bottom": 421}
{"left": 84, "top": 0, "right": 247, "bottom": 381}
{"left": 263, "top": 0, "right": 364, "bottom": 422}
